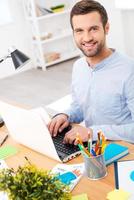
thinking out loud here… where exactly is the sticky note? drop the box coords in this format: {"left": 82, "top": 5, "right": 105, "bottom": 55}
{"left": 107, "top": 189, "right": 131, "bottom": 200}
{"left": 72, "top": 193, "right": 88, "bottom": 200}
{"left": 0, "top": 145, "right": 18, "bottom": 160}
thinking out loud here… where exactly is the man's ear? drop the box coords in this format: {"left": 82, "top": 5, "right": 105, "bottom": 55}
{"left": 105, "top": 22, "right": 110, "bottom": 34}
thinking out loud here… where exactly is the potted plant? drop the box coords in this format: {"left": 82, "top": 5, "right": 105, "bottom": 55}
{"left": 0, "top": 162, "right": 71, "bottom": 200}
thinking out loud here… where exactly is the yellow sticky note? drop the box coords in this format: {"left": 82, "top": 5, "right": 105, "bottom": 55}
{"left": 107, "top": 189, "right": 131, "bottom": 200}
{"left": 72, "top": 193, "right": 88, "bottom": 200}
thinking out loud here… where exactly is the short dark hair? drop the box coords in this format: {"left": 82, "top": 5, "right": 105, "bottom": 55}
{"left": 70, "top": 0, "right": 108, "bottom": 29}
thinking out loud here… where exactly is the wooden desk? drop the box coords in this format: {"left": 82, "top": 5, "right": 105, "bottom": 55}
{"left": 1, "top": 125, "right": 134, "bottom": 200}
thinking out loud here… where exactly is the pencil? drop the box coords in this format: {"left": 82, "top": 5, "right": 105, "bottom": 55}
{"left": 76, "top": 133, "right": 91, "bottom": 157}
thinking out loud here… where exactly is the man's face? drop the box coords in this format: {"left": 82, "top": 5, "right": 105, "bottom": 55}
{"left": 72, "top": 12, "right": 109, "bottom": 58}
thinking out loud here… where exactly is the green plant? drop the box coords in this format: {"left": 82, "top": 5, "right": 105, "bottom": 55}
{"left": 0, "top": 163, "right": 71, "bottom": 200}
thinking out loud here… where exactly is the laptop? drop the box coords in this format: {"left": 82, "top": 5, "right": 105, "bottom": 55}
{"left": 0, "top": 101, "right": 82, "bottom": 162}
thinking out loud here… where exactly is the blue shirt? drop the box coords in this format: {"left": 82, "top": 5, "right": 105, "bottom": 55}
{"left": 64, "top": 51, "right": 134, "bottom": 143}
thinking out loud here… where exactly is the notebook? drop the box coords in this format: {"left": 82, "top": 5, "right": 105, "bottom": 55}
{"left": 104, "top": 143, "right": 129, "bottom": 165}
{"left": 0, "top": 101, "right": 81, "bottom": 163}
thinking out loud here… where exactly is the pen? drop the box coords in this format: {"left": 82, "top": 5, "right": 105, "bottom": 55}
{"left": 83, "top": 146, "right": 91, "bottom": 157}
{"left": 94, "top": 132, "right": 101, "bottom": 153}
{"left": 101, "top": 132, "right": 105, "bottom": 142}
{"left": 97, "top": 131, "right": 101, "bottom": 141}
{"left": 76, "top": 133, "right": 83, "bottom": 145}
{"left": 87, "top": 131, "right": 92, "bottom": 153}
{"left": 80, "top": 144, "right": 91, "bottom": 157}
{"left": 91, "top": 148, "right": 96, "bottom": 156}
{"left": 77, "top": 144, "right": 89, "bottom": 158}
{"left": 96, "top": 146, "right": 102, "bottom": 155}
{"left": 95, "top": 141, "right": 99, "bottom": 153}
{"left": 76, "top": 137, "right": 91, "bottom": 157}
{"left": 0, "top": 134, "right": 8, "bottom": 146}
{"left": 101, "top": 143, "right": 107, "bottom": 154}
{"left": 88, "top": 138, "right": 92, "bottom": 153}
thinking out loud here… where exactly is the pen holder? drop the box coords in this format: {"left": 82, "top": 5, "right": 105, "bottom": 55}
{"left": 83, "top": 153, "right": 107, "bottom": 180}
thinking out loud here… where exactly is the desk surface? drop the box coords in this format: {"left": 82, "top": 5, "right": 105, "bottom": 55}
{"left": 1, "top": 125, "right": 134, "bottom": 200}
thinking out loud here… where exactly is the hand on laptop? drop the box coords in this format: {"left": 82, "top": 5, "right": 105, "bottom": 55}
{"left": 63, "top": 125, "right": 93, "bottom": 145}
{"left": 48, "top": 114, "right": 69, "bottom": 137}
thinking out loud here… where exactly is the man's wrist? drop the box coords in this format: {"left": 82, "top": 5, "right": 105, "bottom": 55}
{"left": 52, "top": 113, "right": 69, "bottom": 119}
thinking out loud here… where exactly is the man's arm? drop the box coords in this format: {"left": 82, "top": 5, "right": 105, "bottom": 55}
{"left": 49, "top": 60, "right": 84, "bottom": 137}
{"left": 91, "top": 72, "right": 134, "bottom": 143}
{"left": 64, "top": 70, "right": 84, "bottom": 124}
{"left": 90, "top": 123, "right": 134, "bottom": 143}
{"left": 64, "top": 98, "right": 84, "bottom": 124}
{"left": 48, "top": 94, "right": 83, "bottom": 137}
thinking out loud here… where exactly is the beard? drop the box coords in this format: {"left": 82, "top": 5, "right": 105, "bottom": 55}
{"left": 77, "top": 40, "right": 105, "bottom": 57}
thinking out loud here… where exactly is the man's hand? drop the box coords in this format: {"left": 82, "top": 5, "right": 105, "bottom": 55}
{"left": 63, "top": 125, "right": 93, "bottom": 145}
{"left": 47, "top": 114, "right": 69, "bottom": 137}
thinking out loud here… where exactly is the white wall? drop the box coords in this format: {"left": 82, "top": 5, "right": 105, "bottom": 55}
{"left": 98, "top": 0, "right": 125, "bottom": 53}
{"left": 120, "top": 10, "right": 134, "bottom": 57}
{"left": 0, "top": 0, "right": 133, "bottom": 79}
{"left": 0, "top": 0, "right": 33, "bottom": 79}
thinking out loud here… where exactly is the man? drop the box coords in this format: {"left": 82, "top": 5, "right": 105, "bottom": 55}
{"left": 48, "top": 0, "right": 134, "bottom": 144}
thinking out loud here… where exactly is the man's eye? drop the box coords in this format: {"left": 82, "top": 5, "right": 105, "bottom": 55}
{"left": 91, "top": 27, "right": 98, "bottom": 31}
{"left": 75, "top": 30, "right": 83, "bottom": 33}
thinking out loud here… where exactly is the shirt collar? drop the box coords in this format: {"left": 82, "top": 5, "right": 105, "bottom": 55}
{"left": 86, "top": 49, "right": 118, "bottom": 72}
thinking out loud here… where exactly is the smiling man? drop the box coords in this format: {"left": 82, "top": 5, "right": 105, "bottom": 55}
{"left": 48, "top": 0, "right": 134, "bottom": 144}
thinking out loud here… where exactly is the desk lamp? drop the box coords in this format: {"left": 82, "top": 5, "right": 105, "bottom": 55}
{"left": 0, "top": 46, "right": 30, "bottom": 127}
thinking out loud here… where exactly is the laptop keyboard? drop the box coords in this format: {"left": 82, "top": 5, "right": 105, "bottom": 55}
{"left": 52, "top": 127, "right": 79, "bottom": 156}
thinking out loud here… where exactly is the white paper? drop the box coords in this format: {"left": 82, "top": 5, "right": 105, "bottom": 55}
{"left": 0, "top": 192, "right": 8, "bottom": 200}
{"left": 0, "top": 160, "right": 8, "bottom": 169}
{"left": 117, "top": 160, "right": 134, "bottom": 199}
{"left": 52, "top": 163, "right": 84, "bottom": 191}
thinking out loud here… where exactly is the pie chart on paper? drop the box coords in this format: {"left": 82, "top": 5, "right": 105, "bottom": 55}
{"left": 130, "top": 171, "right": 134, "bottom": 182}
{"left": 117, "top": 160, "right": 134, "bottom": 195}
